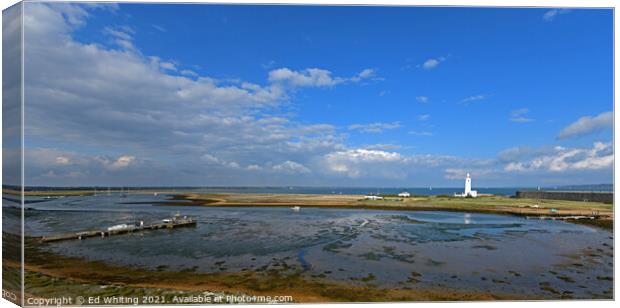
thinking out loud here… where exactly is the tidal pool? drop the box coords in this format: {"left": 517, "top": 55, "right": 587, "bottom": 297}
{"left": 21, "top": 193, "right": 613, "bottom": 299}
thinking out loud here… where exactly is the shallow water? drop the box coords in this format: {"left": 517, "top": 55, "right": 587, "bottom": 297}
{"left": 16, "top": 193, "right": 614, "bottom": 299}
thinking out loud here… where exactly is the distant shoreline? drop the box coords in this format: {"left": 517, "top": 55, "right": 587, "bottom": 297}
{"left": 3, "top": 188, "right": 612, "bottom": 230}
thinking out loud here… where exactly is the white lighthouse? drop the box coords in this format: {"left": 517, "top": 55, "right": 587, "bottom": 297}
{"left": 464, "top": 173, "right": 472, "bottom": 195}
{"left": 455, "top": 173, "right": 477, "bottom": 197}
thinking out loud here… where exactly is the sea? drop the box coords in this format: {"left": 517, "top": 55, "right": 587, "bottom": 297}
{"left": 15, "top": 183, "right": 614, "bottom": 197}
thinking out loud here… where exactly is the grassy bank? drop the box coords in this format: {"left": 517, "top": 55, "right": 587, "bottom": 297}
{"left": 167, "top": 193, "right": 613, "bottom": 229}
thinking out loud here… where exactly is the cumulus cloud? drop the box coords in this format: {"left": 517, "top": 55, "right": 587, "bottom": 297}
{"left": 23, "top": 148, "right": 148, "bottom": 185}
{"left": 268, "top": 67, "right": 376, "bottom": 87}
{"left": 18, "top": 3, "right": 612, "bottom": 187}
{"left": 348, "top": 122, "right": 401, "bottom": 133}
{"left": 22, "top": 3, "right": 380, "bottom": 185}
{"left": 322, "top": 149, "right": 407, "bottom": 179}
{"left": 3, "top": 4, "right": 22, "bottom": 185}
{"left": 557, "top": 111, "right": 612, "bottom": 139}
{"left": 103, "top": 25, "right": 135, "bottom": 50}
{"left": 180, "top": 69, "right": 198, "bottom": 77}
{"left": 503, "top": 142, "right": 613, "bottom": 173}
{"left": 320, "top": 149, "right": 480, "bottom": 183}
{"left": 107, "top": 155, "right": 136, "bottom": 170}
{"left": 272, "top": 161, "right": 311, "bottom": 174}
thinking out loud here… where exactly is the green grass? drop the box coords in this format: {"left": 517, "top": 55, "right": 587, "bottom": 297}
{"left": 359, "top": 196, "right": 612, "bottom": 211}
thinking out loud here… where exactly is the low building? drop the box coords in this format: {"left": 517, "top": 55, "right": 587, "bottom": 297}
{"left": 398, "top": 191, "right": 411, "bottom": 197}
{"left": 364, "top": 195, "right": 384, "bottom": 200}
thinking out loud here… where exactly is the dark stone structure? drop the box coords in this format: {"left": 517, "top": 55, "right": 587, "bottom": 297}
{"left": 515, "top": 191, "right": 613, "bottom": 204}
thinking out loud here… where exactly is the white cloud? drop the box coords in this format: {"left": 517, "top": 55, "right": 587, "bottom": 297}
{"left": 443, "top": 168, "right": 496, "bottom": 180}
{"left": 246, "top": 164, "right": 262, "bottom": 171}
{"left": 348, "top": 122, "right": 401, "bottom": 133}
{"left": 422, "top": 59, "right": 440, "bottom": 69}
{"left": 502, "top": 142, "right": 613, "bottom": 173}
{"left": 108, "top": 155, "right": 136, "bottom": 170}
{"left": 159, "top": 61, "right": 177, "bottom": 71}
{"left": 543, "top": 9, "right": 570, "bottom": 22}
{"left": 421, "top": 56, "right": 448, "bottom": 70}
{"left": 417, "top": 114, "right": 430, "bottom": 121}
{"left": 55, "top": 156, "right": 70, "bottom": 165}
{"left": 261, "top": 60, "right": 276, "bottom": 69}
{"left": 268, "top": 67, "right": 376, "bottom": 87}
{"left": 23, "top": 3, "right": 377, "bottom": 185}
{"left": 408, "top": 130, "right": 433, "bottom": 136}
{"left": 363, "top": 144, "right": 402, "bottom": 151}
{"left": 26, "top": 148, "right": 141, "bottom": 177}
{"left": 18, "top": 3, "right": 612, "bottom": 187}
{"left": 180, "top": 69, "right": 198, "bottom": 77}
{"left": 557, "top": 111, "right": 612, "bottom": 139}
{"left": 272, "top": 160, "right": 311, "bottom": 174}
{"left": 268, "top": 67, "right": 338, "bottom": 87}
{"left": 459, "top": 94, "right": 488, "bottom": 105}
{"left": 103, "top": 25, "right": 135, "bottom": 50}
{"left": 416, "top": 96, "right": 429, "bottom": 103}
{"left": 510, "top": 108, "right": 534, "bottom": 123}
{"left": 322, "top": 149, "right": 407, "bottom": 179}
{"left": 152, "top": 24, "right": 166, "bottom": 32}
{"left": 356, "top": 68, "right": 375, "bottom": 79}
{"left": 321, "top": 149, "right": 468, "bottom": 182}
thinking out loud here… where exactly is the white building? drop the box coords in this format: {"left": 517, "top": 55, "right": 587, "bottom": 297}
{"left": 454, "top": 173, "right": 478, "bottom": 197}
{"left": 364, "top": 195, "right": 384, "bottom": 200}
{"left": 398, "top": 191, "right": 411, "bottom": 197}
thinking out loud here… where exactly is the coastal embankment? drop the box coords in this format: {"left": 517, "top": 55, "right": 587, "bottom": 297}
{"left": 516, "top": 191, "right": 613, "bottom": 204}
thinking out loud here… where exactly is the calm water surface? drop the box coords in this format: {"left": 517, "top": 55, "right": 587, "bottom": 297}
{"left": 11, "top": 193, "right": 614, "bottom": 298}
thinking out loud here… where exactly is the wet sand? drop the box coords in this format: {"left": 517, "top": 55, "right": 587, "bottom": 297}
{"left": 4, "top": 234, "right": 518, "bottom": 303}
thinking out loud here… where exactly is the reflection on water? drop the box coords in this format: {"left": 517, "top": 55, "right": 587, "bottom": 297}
{"left": 14, "top": 193, "right": 614, "bottom": 298}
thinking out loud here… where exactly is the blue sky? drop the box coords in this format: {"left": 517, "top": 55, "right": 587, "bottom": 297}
{"left": 12, "top": 3, "right": 614, "bottom": 187}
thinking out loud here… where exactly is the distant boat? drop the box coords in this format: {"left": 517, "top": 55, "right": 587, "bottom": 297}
{"left": 291, "top": 206, "right": 300, "bottom": 212}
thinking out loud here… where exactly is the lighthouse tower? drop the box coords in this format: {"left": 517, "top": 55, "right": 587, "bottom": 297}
{"left": 465, "top": 173, "right": 472, "bottom": 195}
{"left": 454, "top": 173, "right": 477, "bottom": 197}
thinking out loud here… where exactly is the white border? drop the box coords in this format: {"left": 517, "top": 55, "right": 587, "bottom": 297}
{"left": 0, "top": 1, "right": 617, "bottom": 308}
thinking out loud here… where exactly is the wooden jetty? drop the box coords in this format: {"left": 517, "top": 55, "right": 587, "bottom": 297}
{"left": 41, "top": 216, "right": 196, "bottom": 243}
